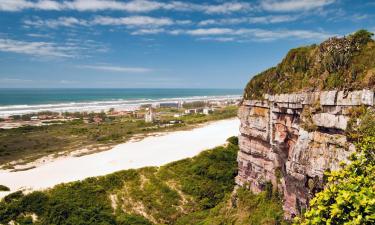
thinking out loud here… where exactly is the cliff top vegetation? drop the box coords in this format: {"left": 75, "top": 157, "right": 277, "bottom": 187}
{"left": 244, "top": 30, "right": 375, "bottom": 99}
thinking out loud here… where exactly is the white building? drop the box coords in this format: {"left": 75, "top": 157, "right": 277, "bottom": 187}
{"left": 145, "top": 108, "right": 156, "bottom": 123}
{"left": 203, "top": 108, "right": 214, "bottom": 115}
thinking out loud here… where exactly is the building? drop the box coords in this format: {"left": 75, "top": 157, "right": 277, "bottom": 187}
{"left": 184, "top": 109, "right": 196, "bottom": 114}
{"left": 159, "top": 102, "right": 179, "bottom": 108}
{"left": 184, "top": 108, "right": 204, "bottom": 114}
{"left": 173, "top": 114, "right": 182, "bottom": 118}
{"left": 145, "top": 108, "right": 156, "bottom": 123}
{"left": 30, "top": 116, "right": 38, "bottom": 121}
{"left": 203, "top": 108, "right": 214, "bottom": 115}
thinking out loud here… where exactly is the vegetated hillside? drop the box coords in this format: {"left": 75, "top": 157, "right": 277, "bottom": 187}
{"left": 244, "top": 30, "right": 375, "bottom": 99}
{"left": 0, "top": 137, "right": 285, "bottom": 225}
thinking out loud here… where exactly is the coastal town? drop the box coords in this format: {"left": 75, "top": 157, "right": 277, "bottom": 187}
{"left": 0, "top": 98, "right": 241, "bottom": 129}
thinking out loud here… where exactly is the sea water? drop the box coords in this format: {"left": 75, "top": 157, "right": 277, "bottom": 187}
{"left": 0, "top": 88, "right": 242, "bottom": 117}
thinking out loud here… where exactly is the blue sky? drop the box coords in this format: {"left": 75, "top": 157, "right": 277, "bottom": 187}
{"left": 0, "top": 0, "right": 374, "bottom": 88}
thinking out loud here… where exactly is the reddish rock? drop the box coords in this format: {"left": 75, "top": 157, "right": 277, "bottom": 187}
{"left": 236, "top": 89, "right": 373, "bottom": 219}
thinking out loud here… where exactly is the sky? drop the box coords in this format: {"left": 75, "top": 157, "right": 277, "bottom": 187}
{"left": 0, "top": 0, "right": 374, "bottom": 89}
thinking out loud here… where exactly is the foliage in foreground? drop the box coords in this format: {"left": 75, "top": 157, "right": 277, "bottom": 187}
{"left": 295, "top": 110, "right": 375, "bottom": 225}
{"left": 174, "top": 187, "right": 287, "bottom": 225}
{"left": 0, "top": 137, "right": 240, "bottom": 225}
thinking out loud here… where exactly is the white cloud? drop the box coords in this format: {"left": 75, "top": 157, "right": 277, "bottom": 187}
{"left": 198, "top": 2, "right": 251, "bottom": 14}
{"left": 184, "top": 28, "right": 234, "bottom": 36}
{"left": 92, "top": 16, "right": 173, "bottom": 27}
{"left": 197, "top": 37, "right": 236, "bottom": 42}
{"left": 0, "top": 0, "right": 33, "bottom": 11}
{"left": 27, "top": 33, "right": 51, "bottom": 38}
{"left": 131, "top": 28, "right": 165, "bottom": 35}
{"left": 245, "top": 29, "right": 334, "bottom": 41}
{"left": 0, "top": 38, "right": 107, "bottom": 58}
{"left": 24, "top": 16, "right": 188, "bottom": 29}
{"left": 24, "top": 17, "right": 89, "bottom": 28}
{"left": 34, "top": 0, "right": 62, "bottom": 10}
{"left": 147, "top": 28, "right": 334, "bottom": 41}
{"left": 261, "top": 0, "right": 335, "bottom": 12}
{"left": 78, "top": 65, "right": 152, "bottom": 73}
{"left": 0, "top": 0, "right": 251, "bottom": 13}
{"left": 198, "top": 15, "right": 298, "bottom": 26}
{"left": 0, "top": 38, "right": 76, "bottom": 57}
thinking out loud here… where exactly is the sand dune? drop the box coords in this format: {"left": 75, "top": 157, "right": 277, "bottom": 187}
{"left": 0, "top": 118, "right": 239, "bottom": 197}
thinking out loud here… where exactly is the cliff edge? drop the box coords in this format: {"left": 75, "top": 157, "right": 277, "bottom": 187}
{"left": 237, "top": 30, "right": 375, "bottom": 219}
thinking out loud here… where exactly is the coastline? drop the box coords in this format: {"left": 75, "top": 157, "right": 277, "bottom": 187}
{"left": 3, "top": 115, "right": 237, "bottom": 171}
{"left": 0, "top": 118, "right": 240, "bottom": 198}
{"left": 0, "top": 93, "right": 241, "bottom": 118}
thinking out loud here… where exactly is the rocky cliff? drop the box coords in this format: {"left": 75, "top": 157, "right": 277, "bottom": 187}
{"left": 236, "top": 89, "right": 374, "bottom": 219}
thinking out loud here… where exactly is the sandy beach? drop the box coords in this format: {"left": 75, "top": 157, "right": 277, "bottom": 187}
{"left": 0, "top": 118, "right": 239, "bottom": 198}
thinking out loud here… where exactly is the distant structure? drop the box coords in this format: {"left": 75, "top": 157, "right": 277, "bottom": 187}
{"left": 203, "top": 107, "right": 214, "bottom": 115}
{"left": 158, "top": 102, "right": 179, "bottom": 108}
{"left": 145, "top": 108, "right": 156, "bottom": 123}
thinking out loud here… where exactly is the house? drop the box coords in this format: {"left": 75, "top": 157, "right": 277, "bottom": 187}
{"left": 184, "top": 109, "right": 196, "bottom": 114}
{"left": 30, "top": 116, "right": 38, "bottom": 121}
{"left": 145, "top": 108, "right": 156, "bottom": 123}
{"left": 184, "top": 108, "right": 204, "bottom": 114}
{"left": 203, "top": 108, "right": 214, "bottom": 115}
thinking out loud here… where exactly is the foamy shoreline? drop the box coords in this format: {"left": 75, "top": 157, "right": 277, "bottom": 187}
{"left": 0, "top": 118, "right": 240, "bottom": 198}
{"left": 0, "top": 95, "right": 241, "bottom": 117}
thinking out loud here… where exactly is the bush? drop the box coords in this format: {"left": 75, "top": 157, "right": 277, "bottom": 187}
{"left": 296, "top": 113, "right": 375, "bottom": 225}
{"left": 350, "top": 29, "right": 374, "bottom": 45}
{"left": 0, "top": 185, "right": 10, "bottom": 192}
{"left": 296, "top": 137, "right": 375, "bottom": 225}
{"left": 243, "top": 29, "right": 375, "bottom": 100}
{"left": 116, "top": 214, "right": 152, "bottom": 225}
{"left": 227, "top": 136, "right": 239, "bottom": 145}
{"left": 0, "top": 139, "right": 240, "bottom": 224}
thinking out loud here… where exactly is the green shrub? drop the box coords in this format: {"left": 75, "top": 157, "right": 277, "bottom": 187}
{"left": 0, "top": 185, "right": 10, "bottom": 191}
{"left": 0, "top": 139, "right": 240, "bottom": 224}
{"left": 350, "top": 29, "right": 374, "bottom": 45}
{"left": 175, "top": 188, "right": 286, "bottom": 225}
{"left": 295, "top": 137, "right": 375, "bottom": 225}
{"left": 227, "top": 136, "right": 239, "bottom": 145}
{"left": 116, "top": 214, "right": 152, "bottom": 225}
{"left": 296, "top": 112, "right": 375, "bottom": 225}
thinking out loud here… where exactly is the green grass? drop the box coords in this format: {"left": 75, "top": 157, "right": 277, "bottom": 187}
{"left": 0, "top": 137, "right": 241, "bottom": 225}
{"left": 0, "top": 106, "right": 238, "bottom": 166}
{"left": 244, "top": 30, "right": 375, "bottom": 99}
{"left": 174, "top": 188, "right": 287, "bottom": 225}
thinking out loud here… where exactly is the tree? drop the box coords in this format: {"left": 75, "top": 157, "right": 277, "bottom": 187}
{"left": 350, "top": 29, "right": 374, "bottom": 45}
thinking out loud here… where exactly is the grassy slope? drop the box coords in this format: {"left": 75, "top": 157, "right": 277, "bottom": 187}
{"left": 0, "top": 137, "right": 285, "bottom": 225}
{"left": 244, "top": 30, "right": 375, "bottom": 99}
{"left": 0, "top": 106, "right": 238, "bottom": 167}
{"left": 0, "top": 138, "right": 237, "bottom": 224}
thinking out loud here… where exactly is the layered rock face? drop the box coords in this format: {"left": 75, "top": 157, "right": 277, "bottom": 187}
{"left": 236, "top": 89, "right": 374, "bottom": 219}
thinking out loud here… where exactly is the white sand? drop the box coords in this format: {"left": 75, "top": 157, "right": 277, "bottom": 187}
{"left": 0, "top": 118, "right": 239, "bottom": 197}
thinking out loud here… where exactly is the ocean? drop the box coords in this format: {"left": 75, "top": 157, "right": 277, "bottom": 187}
{"left": 0, "top": 88, "right": 242, "bottom": 117}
